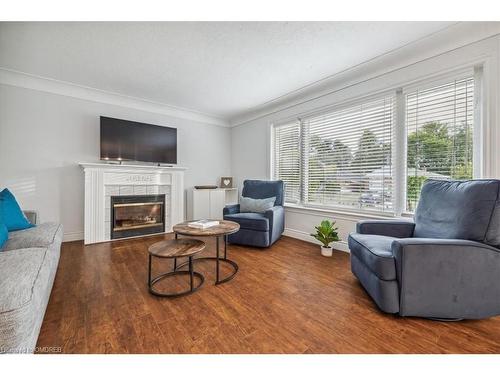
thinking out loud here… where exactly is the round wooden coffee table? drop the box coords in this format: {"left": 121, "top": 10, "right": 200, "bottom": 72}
{"left": 148, "top": 239, "right": 205, "bottom": 297}
{"left": 172, "top": 220, "right": 240, "bottom": 285}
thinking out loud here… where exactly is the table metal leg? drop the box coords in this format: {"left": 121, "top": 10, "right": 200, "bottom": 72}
{"left": 173, "top": 232, "right": 179, "bottom": 270}
{"left": 148, "top": 254, "right": 152, "bottom": 288}
{"left": 172, "top": 231, "right": 238, "bottom": 285}
{"left": 189, "top": 256, "right": 194, "bottom": 291}
{"left": 224, "top": 235, "right": 227, "bottom": 260}
{"left": 216, "top": 236, "right": 220, "bottom": 284}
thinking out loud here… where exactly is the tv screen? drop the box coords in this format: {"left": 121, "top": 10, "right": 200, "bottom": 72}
{"left": 100, "top": 117, "right": 177, "bottom": 164}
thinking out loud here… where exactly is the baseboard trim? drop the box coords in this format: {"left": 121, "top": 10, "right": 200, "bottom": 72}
{"left": 63, "top": 231, "right": 84, "bottom": 242}
{"left": 64, "top": 228, "right": 351, "bottom": 250}
{"left": 283, "top": 228, "right": 350, "bottom": 253}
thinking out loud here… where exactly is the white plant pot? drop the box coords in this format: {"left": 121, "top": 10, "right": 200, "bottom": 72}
{"left": 321, "top": 246, "right": 333, "bottom": 257}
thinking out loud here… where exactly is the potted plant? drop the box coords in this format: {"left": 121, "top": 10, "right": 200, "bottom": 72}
{"left": 310, "top": 219, "right": 340, "bottom": 257}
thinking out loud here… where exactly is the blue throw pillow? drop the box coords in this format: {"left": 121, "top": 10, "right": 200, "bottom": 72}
{"left": 0, "top": 223, "right": 8, "bottom": 250}
{"left": 0, "top": 188, "right": 35, "bottom": 232}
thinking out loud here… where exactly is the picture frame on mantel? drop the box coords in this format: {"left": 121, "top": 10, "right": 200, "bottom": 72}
{"left": 220, "top": 176, "right": 233, "bottom": 189}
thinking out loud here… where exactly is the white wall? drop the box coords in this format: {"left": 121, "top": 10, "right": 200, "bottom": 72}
{"left": 0, "top": 84, "right": 231, "bottom": 241}
{"left": 231, "top": 33, "right": 500, "bottom": 251}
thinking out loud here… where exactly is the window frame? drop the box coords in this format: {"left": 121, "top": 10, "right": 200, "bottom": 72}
{"left": 271, "top": 65, "right": 484, "bottom": 217}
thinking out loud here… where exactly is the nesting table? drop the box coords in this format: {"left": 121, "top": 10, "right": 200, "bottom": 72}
{"left": 172, "top": 220, "right": 240, "bottom": 285}
{"left": 148, "top": 238, "right": 206, "bottom": 297}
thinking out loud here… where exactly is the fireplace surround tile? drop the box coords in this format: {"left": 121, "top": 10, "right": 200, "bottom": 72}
{"left": 133, "top": 185, "right": 147, "bottom": 195}
{"left": 105, "top": 185, "right": 119, "bottom": 196}
{"left": 119, "top": 186, "right": 134, "bottom": 195}
{"left": 147, "top": 185, "right": 159, "bottom": 195}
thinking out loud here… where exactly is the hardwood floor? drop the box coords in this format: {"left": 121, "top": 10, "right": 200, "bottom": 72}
{"left": 37, "top": 234, "right": 500, "bottom": 354}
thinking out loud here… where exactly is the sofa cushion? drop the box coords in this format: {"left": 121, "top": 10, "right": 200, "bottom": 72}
{"left": 2, "top": 222, "right": 62, "bottom": 252}
{"left": 0, "top": 248, "right": 46, "bottom": 312}
{"left": 224, "top": 212, "right": 269, "bottom": 232}
{"left": 0, "top": 223, "right": 7, "bottom": 250}
{"left": 414, "top": 179, "right": 500, "bottom": 241}
{"left": 348, "top": 233, "right": 397, "bottom": 281}
{"left": 0, "top": 238, "right": 61, "bottom": 353}
{"left": 0, "top": 189, "right": 35, "bottom": 232}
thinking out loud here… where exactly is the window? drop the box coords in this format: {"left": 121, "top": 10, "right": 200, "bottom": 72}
{"left": 273, "top": 121, "right": 301, "bottom": 204}
{"left": 272, "top": 71, "right": 478, "bottom": 216}
{"left": 303, "top": 96, "right": 394, "bottom": 212}
{"left": 405, "top": 77, "right": 474, "bottom": 211}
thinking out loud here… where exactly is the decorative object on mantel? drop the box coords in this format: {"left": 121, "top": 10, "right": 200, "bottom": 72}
{"left": 310, "top": 219, "right": 340, "bottom": 257}
{"left": 194, "top": 185, "right": 218, "bottom": 189}
{"left": 220, "top": 177, "right": 233, "bottom": 188}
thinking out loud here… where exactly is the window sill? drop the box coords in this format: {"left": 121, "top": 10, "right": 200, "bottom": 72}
{"left": 284, "top": 203, "right": 413, "bottom": 221}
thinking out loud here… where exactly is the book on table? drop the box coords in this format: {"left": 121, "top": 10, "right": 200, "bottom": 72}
{"left": 188, "top": 219, "right": 220, "bottom": 229}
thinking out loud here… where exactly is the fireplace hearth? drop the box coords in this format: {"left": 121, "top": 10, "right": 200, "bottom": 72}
{"left": 111, "top": 195, "right": 165, "bottom": 239}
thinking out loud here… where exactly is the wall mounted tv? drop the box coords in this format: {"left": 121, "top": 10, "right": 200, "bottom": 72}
{"left": 100, "top": 116, "right": 177, "bottom": 164}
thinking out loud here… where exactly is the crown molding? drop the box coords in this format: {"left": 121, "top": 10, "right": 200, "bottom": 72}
{"left": 229, "top": 22, "right": 500, "bottom": 127}
{"left": 0, "top": 68, "right": 229, "bottom": 127}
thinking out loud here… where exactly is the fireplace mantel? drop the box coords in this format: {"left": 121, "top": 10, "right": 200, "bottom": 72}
{"left": 79, "top": 162, "right": 187, "bottom": 172}
{"left": 79, "top": 162, "right": 186, "bottom": 245}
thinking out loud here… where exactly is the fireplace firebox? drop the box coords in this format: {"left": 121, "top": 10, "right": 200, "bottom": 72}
{"left": 111, "top": 195, "right": 165, "bottom": 239}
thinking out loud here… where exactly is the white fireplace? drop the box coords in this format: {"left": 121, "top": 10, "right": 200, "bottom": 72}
{"left": 80, "top": 163, "right": 186, "bottom": 245}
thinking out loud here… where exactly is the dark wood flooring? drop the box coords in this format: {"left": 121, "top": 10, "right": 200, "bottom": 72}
{"left": 37, "top": 234, "right": 500, "bottom": 353}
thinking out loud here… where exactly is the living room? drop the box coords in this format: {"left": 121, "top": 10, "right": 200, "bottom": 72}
{"left": 1, "top": 1, "right": 500, "bottom": 372}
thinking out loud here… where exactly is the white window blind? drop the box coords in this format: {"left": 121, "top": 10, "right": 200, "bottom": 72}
{"left": 406, "top": 77, "right": 474, "bottom": 211}
{"left": 302, "top": 96, "right": 394, "bottom": 212}
{"left": 271, "top": 70, "right": 479, "bottom": 216}
{"left": 272, "top": 121, "right": 301, "bottom": 204}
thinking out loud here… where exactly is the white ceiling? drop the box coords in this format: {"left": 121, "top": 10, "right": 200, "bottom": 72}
{"left": 0, "top": 22, "right": 455, "bottom": 122}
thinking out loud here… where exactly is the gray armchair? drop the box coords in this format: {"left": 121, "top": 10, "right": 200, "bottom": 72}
{"left": 223, "top": 180, "right": 284, "bottom": 248}
{"left": 348, "top": 179, "right": 500, "bottom": 320}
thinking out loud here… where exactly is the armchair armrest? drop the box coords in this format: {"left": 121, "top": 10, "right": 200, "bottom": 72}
{"left": 392, "top": 238, "right": 500, "bottom": 319}
{"left": 223, "top": 204, "right": 240, "bottom": 216}
{"left": 23, "top": 210, "right": 38, "bottom": 225}
{"left": 264, "top": 206, "right": 285, "bottom": 243}
{"left": 356, "top": 219, "right": 415, "bottom": 238}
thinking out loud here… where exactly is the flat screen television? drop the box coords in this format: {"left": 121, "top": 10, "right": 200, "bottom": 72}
{"left": 100, "top": 116, "right": 177, "bottom": 164}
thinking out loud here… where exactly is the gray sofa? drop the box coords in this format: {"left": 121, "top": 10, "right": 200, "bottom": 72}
{"left": 0, "top": 212, "right": 62, "bottom": 353}
{"left": 348, "top": 179, "right": 500, "bottom": 320}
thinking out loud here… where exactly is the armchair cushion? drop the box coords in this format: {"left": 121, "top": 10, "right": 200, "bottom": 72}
{"left": 356, "top": 219, "right": 415, "bottom": 238}
{"left": 414, "top": 179, "right": 500, "bottom": 241}
{"left": 223, "top": 212, "right": 269, "bottom": 232}
{"left": 485, "top": 200, "right": 500, "bottom": 248}
{"left": 242, "top": 180, "right": 284, "bottom": 206}
{"left": 348, "top": 233, "right": 397, "bottom": 281}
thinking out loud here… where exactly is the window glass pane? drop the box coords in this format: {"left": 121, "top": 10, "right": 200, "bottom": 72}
{"left": 304, "top": 96, "right": 394, "bottom": 212}
{"left": 273, "top": 121, "right": 301, "bottom": 203}
{"left": 406, "top": 77, "right": 474, "bottom": 211}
